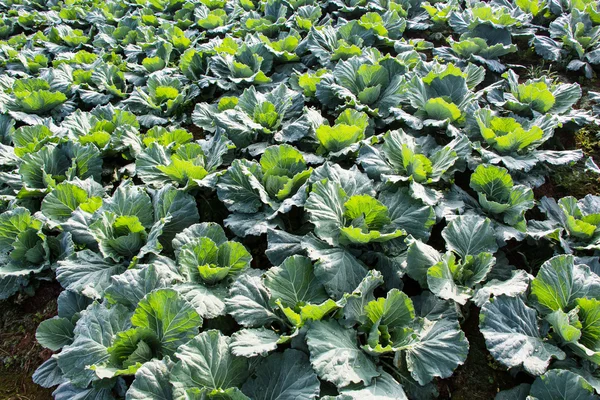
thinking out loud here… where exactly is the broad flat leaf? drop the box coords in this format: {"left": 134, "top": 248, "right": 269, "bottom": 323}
{"left": 309, "top": 163, "right": 375, "bottom": 198}
{"left": 152, "top": 185, "right": 200, "bottom": 248}
{"left": 264, "top": 255, "right": 328, "bottom": 308}
{"left": 56, "top": 302, "right": 131, "bottom": 387}
{"left": 569, "top": 366, "right": 600, "bottom": 394}
{"left": 136, "top": 217, "right": 169, "bottom": 261}
{"left": 265, "top": 229, "right": 304, "bottom": 266}
{"left": 293, "top": 299, "right": 339, "bottom": 326}
{"left": 364, "top": 288, "right": 415, "bottom": 330}
{"left": 552, "top": 83, "right": 582, "bottom": 114}
{"left": 127, "top": 358, "right": 174, "bottom": 400}
{"left": 225, "top": 271, "right": 281, "bottom": 328}
{"left": 41, "top": 181, "right": 102, "bottom": 222}
{"left": 570, "top": 298, "right": 600, "bottom": 363}
{"left": 358, "top": 144, "right": 395, "bottom": 181}
{"left": 217, "top": 241, "right": 252, "bottom": 275}
{"left": 18, "top": 145, "right": 69, "bottom": 189}
{"left": 342, "top": 270, "right": 385, "bottom": 326}
{"left": 473, "top": 269, "right": 532, "bottom": 306}
{"left": 379, "top": 188, "right": 435, "bottom": 240}
{"left": 171, "top": 330, "right": 249, "bottom": 394}
{"left": 32, "top": 356, "right": 66, "bottom": 388}
{"left": 495, "top": 383, "right": 531, "bottom": 400}
{"left": 52, "top": 382, "right": 115, "bottom": 400}
{"left": 306, "top": 320, "right": 379, "bottom": 387}
{"left": 405, "top": 237, "right": 442, "bottom": 287}
{"left": 36, "top": 317, "right": 75, "bottom": 351}
{"left": 57, "top": 290, "right": 93, "bottom": 320}
{"left": 224, "top": 211, "right": 282, "bottom": 237}
{"left": 102, "top": 182, "right": 153, "bottom": 228}
{"left": 302, "top": 235, "right": 368, "bottom": 299}
{"left": 174, "top": 283, "right": 228, "bottom": 320}
{"left": 412, "top": 291, "right": 459, "bottom": 321}
{"left": 131, "top": 289, "right": 202, "bottom": 356}
{"left": 480, "top": 295, "right": 565, "bottom": 375}
{"left": 530, "top": 255, "right": 600, "bottom": 314}
{"left": 577, "top": 297, "right": 600, "bottom": 351}
{"left": 217, "top": 159, "right": 270, "bottom": 213}
{"left": 63, "top": 143, "right": 103, "bottom": 183}
{"left": 105, "top": 262, "right": 176, "bottom": 309}
{"left": 56, "top": 250, "right": 127, "bottom": 299}
{"left": 305, "top": 179, "right": 346, "bottom": 245}
{"left": 61, "top": 209, "right": 97, "bottom": 247}
{"left": 230, "top": 328, "right": 281, "bottom": 357}
{"left": 528, "top": 369, "right": 598, "bottom": 400}
{"left": 405, "top": 318, "right": 468, "bottom": 385}
{"left": 242, "top": 349, "right": 320, "bottom": 399}
{"left": 340, "top": 370, "right": 408, "bottom": 400}
{"left": 442, "top": 215, "right": 498, "bottom": 258}
{"left": 546, "top": 308, "right": 582, "bottom": 343}
{"left": 533, "top": 36, "right": 563, "bottom": 61}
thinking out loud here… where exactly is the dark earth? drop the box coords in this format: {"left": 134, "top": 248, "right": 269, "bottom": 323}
{"left": 0, "top": 282, "right": 59, "bottom": 400}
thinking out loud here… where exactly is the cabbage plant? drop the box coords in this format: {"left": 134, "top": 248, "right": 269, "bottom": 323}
{"left": 54, "top": 181, "right": 199, "bottom": 298}
{"left": 136, "top": 132, "right": 233, "bottom": 189}
{"left": 2, "top": 0, "right": 600, "bottom": 397}
{"left": 406, "top": 214, "right": 499, "bottom": 305}
{"left": 487, "top": 70, "right": 588, "bottom": 124}
{"left": 470, "top": 108, "right": 583, "bottom": 172}
{"left": 217, "top": 144, "right": 312, "bottom": 236}
{"left": 479, "top": 255, "right": 600, "bottom": 398}
{"left": 533, "top": 10, "right": 600, "bottom": 78}
{"left": 208, "top": 37, "right": 274, "bottom": 90}
{"left": 400, "top": 62, "right": 485, "bottom": 128}
{"left": 303, "top": 24, "right": 374, "bottom": 66}
{"left": 122, "top": 72, "right": 199, "bottom": 127}
{"left": 359, "top": 129, "right": 469, "bottom": 204}
{"left": 315, "top": 109, "right": 370, "bottom": 157}
{"left": 316, "top": 53, "right": 413, "bottom": 117}
{"left": 0, "top": 207, "right": 68, "bottom": 299}
{"left": 193, "top": 84, "right": 304, "bottom": 147}
{"left": 469, "top": 164, "right": 534, "bottom": 229}
{"left": 0, "top": 76, "right": 70, "bottom": 123}
{"left": 59, "top": 104, "right": 141, "bottom": 155}
{"left": 529, "top": 194, "right": 600, "bottom": 252}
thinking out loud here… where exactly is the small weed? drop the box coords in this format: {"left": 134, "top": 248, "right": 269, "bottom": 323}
{"left": 524, "top": 61, "right": 559, "bottom": 81}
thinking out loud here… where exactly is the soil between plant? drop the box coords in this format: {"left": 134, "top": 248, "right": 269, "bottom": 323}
{"left": 437, "top": 304, "right": 526, "bottom": 399}
{"left": 0, "top": 281, "right": 60, "bottom": 400}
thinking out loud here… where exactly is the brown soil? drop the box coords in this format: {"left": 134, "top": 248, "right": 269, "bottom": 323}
{"left": 0, "top": 282, "right": 61, "bottom": 400}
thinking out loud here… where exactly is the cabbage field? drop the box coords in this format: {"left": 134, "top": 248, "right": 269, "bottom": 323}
{"left": 1, "top": 0, "right": 600, "bottom": 398}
